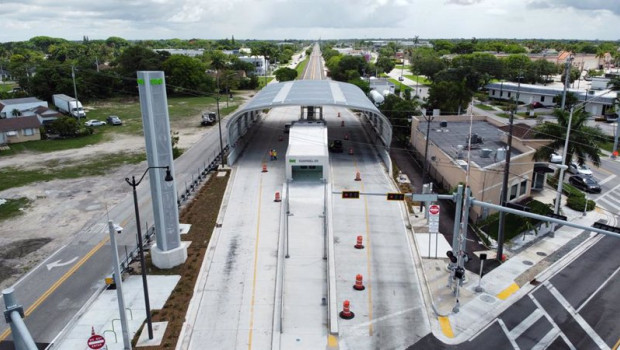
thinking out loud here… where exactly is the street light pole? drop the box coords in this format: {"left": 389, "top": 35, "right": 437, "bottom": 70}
{"left": 216, "top": 74, "right": 225, "bottom": 169}
{"left": 125, "top": 166, "right": 174, "bottom": 340}
{"left": 108, "top": 220, "right": 132, "bottom": 350}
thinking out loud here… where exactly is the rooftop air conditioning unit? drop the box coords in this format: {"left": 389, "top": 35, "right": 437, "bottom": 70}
{"left": 480, "top": 149, "right": 492, "bottom": 158}
{"left": 496, "top": 147, "right": 506, "bottom": 161}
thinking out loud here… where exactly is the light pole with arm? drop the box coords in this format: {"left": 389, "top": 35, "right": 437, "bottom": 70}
{"left": 125, "top": 166, "right": 174, "bottom": 340}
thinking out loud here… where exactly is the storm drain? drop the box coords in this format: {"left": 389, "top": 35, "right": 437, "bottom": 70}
{"left": 522, "top": 260, "right": 534, "bottom": 266}
{"left": 536, "top": 251, "right": 548, "bottom": 256}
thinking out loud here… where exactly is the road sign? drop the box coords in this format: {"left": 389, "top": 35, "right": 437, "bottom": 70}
{"left": 88, "top": 335, "right": 105, "bottom": 349}
{"left": 429, "top": 204, "right": 440, "bottom": 216}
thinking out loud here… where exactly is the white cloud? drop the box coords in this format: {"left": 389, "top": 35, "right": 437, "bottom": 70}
{"left": 0, "top": 0, "right": 618, "bottom": 42}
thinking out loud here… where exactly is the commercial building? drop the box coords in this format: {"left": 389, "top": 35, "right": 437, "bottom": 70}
{"left": 485, "top": 82, "right": 617, "bottom": 116}
{"left": 409, "top": 115, "right": 553, "bottom": 222}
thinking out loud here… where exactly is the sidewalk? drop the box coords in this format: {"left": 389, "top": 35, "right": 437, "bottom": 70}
{"left": 50, "top": 275, "right": 180, "bottom": 349}
{"left": 411, "top": 190, "right": 611, "bottom": 343}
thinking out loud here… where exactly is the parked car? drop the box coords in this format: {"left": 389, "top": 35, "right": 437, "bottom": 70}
{"left": 568, "top": 174, "right": 601, "bottom": 193}
{"left": 329, "top": 140, "right": 343, "bottom": 153}
{"left": 530, "top": 101, "right": 545, "bottom": 109}
{"left": 550, "top": 153, "right": 563, "bottom": 164}
{"left": 85, "top": 120, "right": 106, "bottom": 127}
{"left": 567, "top": 162, "right": 593, "bottom": 176}
{"left": 106, "top": 115, "right": 122, "bottom": 125}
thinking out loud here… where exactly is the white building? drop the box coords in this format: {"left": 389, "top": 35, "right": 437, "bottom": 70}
{"left": 285, "top": 121, "right": 329, "bottom": 182}
{"left": 485, "top": 82, "right": 617, "bottom": 116}
{"left": 239, "top": 56, "right": 269, "bottom": 75}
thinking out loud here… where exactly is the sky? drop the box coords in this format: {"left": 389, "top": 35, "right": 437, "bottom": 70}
{"left": 1, "top": 0, "right": 619, "bottom": 43}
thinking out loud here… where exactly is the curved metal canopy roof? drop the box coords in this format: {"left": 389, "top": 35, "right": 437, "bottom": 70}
{"left": 225, "top": 80, "right": 392, "bottom": 164}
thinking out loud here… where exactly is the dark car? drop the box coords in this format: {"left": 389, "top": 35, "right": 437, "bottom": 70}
{"left": 568, "top": 174, "right": 601, "bottom": 193}
{"left": 329, "top": 140, "right": 343, "bottom": 153}
{"left": 530, "top": 101, "right": 544, "bottom": 109}
{"left": 106, "top": 115, "right": 122, "bottom": 125}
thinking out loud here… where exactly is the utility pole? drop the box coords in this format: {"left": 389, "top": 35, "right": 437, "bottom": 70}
{"left": 71, "top": 65, "right": 81, "bottom": 123}
{"left": 420, "top": 111, "right": 434, "bottom": 211}
{"left": 497, "top": 75, "right": 521, "bottom": 262}
{"left": 560, "top": 55, "right": 573, "bottom": 110}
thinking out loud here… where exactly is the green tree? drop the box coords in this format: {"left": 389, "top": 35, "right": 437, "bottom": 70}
{"left": 162, "top": 55, "right": 212, "bottom": 95}
{"left": 274, "top": 67, "right": 297, "bottom": 82}
{"left": 532, "top": 108, "right": 607, "bottom": 167}
{"left": 379, "top": 94, "right": 420, "bottom": 145}
{"left": 553, "top": 92, "right": 579, "bottom": 110}
{"left": 375, "top": 56, "right": 395, "bottom": 74}
{"left": 50, "top": 116, "right": 80, "bottom": 137}
{"left": 427, "top": 80, "right": 472, "bottom": 114}
{"left": 409, "top": 49, "right": 445, "bottom": 81}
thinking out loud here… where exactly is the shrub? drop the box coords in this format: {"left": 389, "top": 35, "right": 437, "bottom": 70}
{"left": 566, "top": 195, "right": 595, "bottom": 211}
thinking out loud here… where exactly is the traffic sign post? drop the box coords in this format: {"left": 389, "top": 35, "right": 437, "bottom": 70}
{"left": 87, "top": 327, "right": 105, "bottom": 349}
{"left": 428, "top": 204, "right": 440, "bottom": 258}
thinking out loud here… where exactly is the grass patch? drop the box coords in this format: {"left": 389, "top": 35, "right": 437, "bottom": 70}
{"left": 496, "top": 112, "right": 510, "bottom": 119}
{"left": 0, "top": 133, "right": 107, "bottom": 156}
{"left": 133, "top": 170, "right": 230, "bottom": 348}
{"left": 600, "top": 141, "right": 614, "bottom": 153}
{"left": 404, "top": 75, "right": 431, "bottom": 85}
{"left": 475, "top": 103, "right": 495, "bottom": 111}
{"left": 257, "top": 76, "right": 274, "bottom": 89}
{"left": 0, "top": 198, "right": 31, "bottom": 221}
{"left": 0, "top": 152, "right": 145, "bottom": 191}
{"left": 295, "top": 57, "right": 310, "bottom": 78}
{"left": 87, "top": 96, "right": 220, "bottom": 136}
{"left": 0, "top": 83, "right": 17, "bottom": 93}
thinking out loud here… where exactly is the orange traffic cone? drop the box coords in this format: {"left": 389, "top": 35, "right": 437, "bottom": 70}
{"left": 344, "top": 133, "right": 349, "bottom": 140}
{"left": 354, "top": 235, "right": 364, "bottom": 249}
{"left": 262, "top": 163, "right": 268, "bottom": 173}
{"left": 353, "top": 274, "right": 365, "bottom": 291}
{"left": 274, "top": 191, "right": 281, "bottom": 202}
{"left": 354, "top": 171, "right": 361, "bottom": 181}
{"left": 349, "top": 147, "right": 354, "bottom": 155}
{"left": 341, "top": 120, "right": 345, "bottom": 127}
{"left": 340, "top": 300, "right": 354, "bottom": 319}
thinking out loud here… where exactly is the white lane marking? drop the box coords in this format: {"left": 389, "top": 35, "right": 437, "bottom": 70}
{"left": 598, "top": 174, "right": 617, "bottom": 185}
{"left": 577, "top": 264, "right": 620, "bottom": 313}
{"left": 531, "top": 327, "right": 561, "bottom": 350}
{"left": 598, "top": 197, "right": 620, "bottom": 210}
{"left": 529, "top": 294, "right": 577, "bottom": 350}
{"left": 497, "top": 318, "right": 521, "bottom": 350}
{"left": 596, "top": 182, "right": 620, "bottom": 201}
{"left": 46, "top": 256, "right": 79, "bottom": 270}
{"left": 509, "top": 308, "right": 543, "bottom": 339}
{"left": 544, "top": 282, "right": 610, "bottom": 350}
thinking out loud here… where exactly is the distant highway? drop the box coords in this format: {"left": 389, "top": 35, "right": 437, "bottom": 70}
{"left": 302, "top": 43, "right": 324, "bottom": 80}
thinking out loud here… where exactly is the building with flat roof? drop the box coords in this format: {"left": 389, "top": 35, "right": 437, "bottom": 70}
{"left": 410, "top": 115, "right": 553, "bottom": 221}
{"left": 485, "top": 82, "right": 617, "bottom": 116}
{"left": 285, "top": 121, "right": 328, "bottom": 182}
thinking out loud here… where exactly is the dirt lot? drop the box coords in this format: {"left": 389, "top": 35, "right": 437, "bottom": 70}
{"left": 0, "top": 116, "right": 212, "bottom": 291}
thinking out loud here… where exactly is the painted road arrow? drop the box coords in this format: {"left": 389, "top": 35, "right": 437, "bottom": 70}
{"left": 46, "top": 256, "right": 78, "bottom": 270}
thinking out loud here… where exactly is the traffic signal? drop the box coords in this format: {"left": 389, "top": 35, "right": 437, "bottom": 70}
{"left": 545, "top": 213, "right": 567, "bottom": 222}
{"left": 342, "top": 191, "right": 360, "bottom": 199}
{"left": 593, "top": 222, "right": 620, "bottom": 233}
{"left": 387, "top": 192, "right": 405, "bottom": 201}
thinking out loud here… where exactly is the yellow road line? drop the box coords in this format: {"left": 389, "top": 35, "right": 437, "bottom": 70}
{"left": 0, "top": 235, "right": 111, "bottom": 341}
{"left": 496, "top": 282, "right": 520, "bottom": 300}
{"left": 438, "top": 316, "right": 454, "bottom": 338}
{"left": 612, "top": 336, "right": 620, "bottom": 350}
{"left": 247, "top": 177, "right": 263, "bottom": 350}
{"left": 327, "top": 334, "right": 338, "bottom": 349}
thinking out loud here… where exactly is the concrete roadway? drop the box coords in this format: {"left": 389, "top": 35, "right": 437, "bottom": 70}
{"left": 0, "top": 108, "right": 232, "bottom": 347}
{"left": 408, "top": 233, "right": 620, "bottom": 349}
{"left": 329, "top": 108, "right": 431, "bottom": 349}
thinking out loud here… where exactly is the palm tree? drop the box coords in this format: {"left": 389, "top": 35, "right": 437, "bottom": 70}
{"left": 532, "top": 108, "right": 607, "bottom": 168}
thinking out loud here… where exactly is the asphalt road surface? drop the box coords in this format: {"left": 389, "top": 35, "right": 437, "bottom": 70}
{"left": 407, "top": 233, "right": 620, "bottom": 349}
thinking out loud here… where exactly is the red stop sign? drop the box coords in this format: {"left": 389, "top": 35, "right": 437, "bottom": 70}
{"left": 429, "top": 204, "right": 440, "bottom": 215}
{"left": 88, "top": 334, "right": 105, "bottom": 349}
